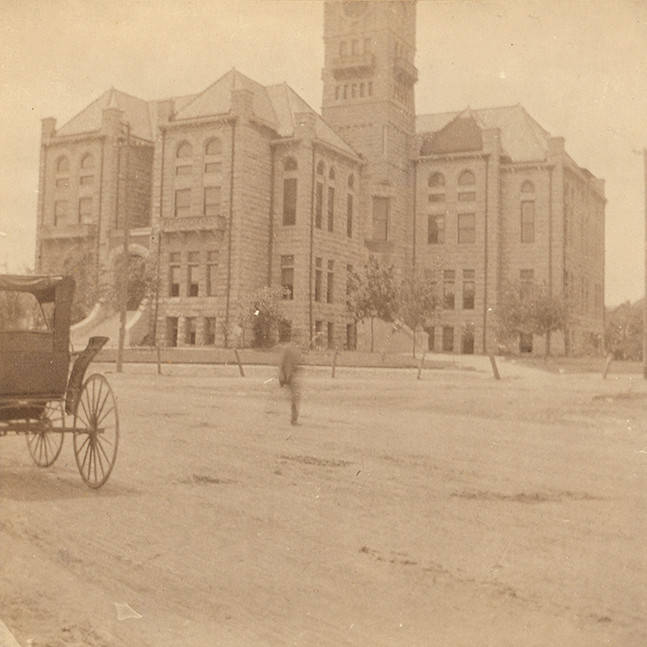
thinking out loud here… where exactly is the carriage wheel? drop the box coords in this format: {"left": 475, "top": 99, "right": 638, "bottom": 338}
{"left": 73, "top": 374, "right": 119, "bottom": 489}
{"left": 26, "top": 401, "right": 65, "bottom": 467}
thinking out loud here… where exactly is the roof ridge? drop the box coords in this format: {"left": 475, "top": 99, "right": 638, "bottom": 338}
{"left": 57, "top": 88, "right": 112, "bottom": 134}
{"left": 175, "top": 69, "right": 236, "bottom": 116}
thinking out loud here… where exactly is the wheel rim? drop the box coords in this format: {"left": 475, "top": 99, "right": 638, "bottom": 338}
{"left": 26, "top": 402, "right": 65, "bottom": 467}
{"left": 73, "top": 374, "right": 119, "bottom": 489}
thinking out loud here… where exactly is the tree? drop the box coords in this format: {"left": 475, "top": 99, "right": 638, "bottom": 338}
{"left": 397, "top": 265, "right": 441, "bottom": 357}
{"left": 496, "top": 280, "right": 570, "bottom": 357}
{"left": 240, "top": 285, "right": 289, "bottom": 348}
{"left": 605, "top": 300, "right": 643, "bottom": 360}
{"left": 347, "top": 257, "right": 398, "bottom": 352}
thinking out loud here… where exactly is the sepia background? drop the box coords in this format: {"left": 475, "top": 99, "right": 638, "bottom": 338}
{"left": 0, "top": 0, "right": 646, "bottom": 305}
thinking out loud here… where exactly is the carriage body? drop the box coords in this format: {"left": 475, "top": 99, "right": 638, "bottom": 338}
{"left": 0, "top": 274, "right": 118, "bottom": 488}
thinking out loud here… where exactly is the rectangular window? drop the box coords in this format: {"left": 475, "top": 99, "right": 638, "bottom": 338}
{"left": 174, "top": 188, "right": 191, "bottom": 218}
{"left": 443, "top": 270, "right": 455, "bottom": 310}
{"left": 283, "top": 177, "right": 297, "bottom": 226}
{"left": 326, "top": 260, "right": 334, "bottom": 304}
{"left": 185, "top": 317, "right": 197, "bottom": 345}
{"left": 78, "top": 197, "right": 93, "bottom": 224}
{"left": 206, "top": 250, "right": 218, "bottom": 296}
{"left": 204, "top": 317, "right": 216, "bottom": 345}
{"left": 187, "top": 252, "right": 199, "bottom": 297}
{"left": 327, "top": 186, "right": 335, "bottom": 232}
{"left": 315, "top": 182, "right": 323, "bottom": 229}
{"left": 346, "top": 194, "right": 353, "bottom": 238}
{"left": 314, "top": 257, "right": 322, "bottom": 302}
{"left": 339, "top": 41, "right": 347, "bottom": 57}
{"left": 175, "top": 165, "right": 192, "bottom": 176}
{"left": 457, "top": 213, "right": 475, "bottom": 243}
{"left": 279, "top": 319, "right": 292, "bottom": 342}
{"left": 54, "top": 200, "right": 68, "bottom": 226}
{"left": 372, "top": 197, "right": 389, "bottom": 241}
{"left": 166, "top": 316, "right": 178, "bottom": 347}
{"left": 346, "top": 322, "right": 357, "bottom": 350}
{"left": 428, "top": 193, "right": 445, "bottom": 203}
{"left": 204, "top": 162, "right": 222, "bottom": 175}
{"left": 281, "top": 254, "right": 294, "bottom": 300}
{"left": 442, "top": 326, "right": 454, "bottom": 352}
{"left": 462, "top": 269, "right": 475, "bottom": 310}
{"left": 520, "top": 269, "right": 534, "bottom": 300}
{"left": 364, "top": 38, "right": 371, "bottom": 53}
{"left": 521, "top": 201, "right": 535, "bottom": 243}
{"left": 204, "top": 186, "right": 221, "bottom": 217}
{"left": 327, "top": 322, "right": 334, "bottom": 349}
{"left": 458, "top": 191, "right": 476, "bottom": 202}
{"left": 426, "top": 326, "right": 435, "bottom": 351}
{"left": 55, "top": 178, "right": 69, "bottom": 190}
{"left": 80, "top": 175, "right": 94, "bottom": 186}
{"left": 352, "top": 39, "right": 359, "bottom": 55}
{"left": 428, "top": 214, "right": 445, "bottom": 244}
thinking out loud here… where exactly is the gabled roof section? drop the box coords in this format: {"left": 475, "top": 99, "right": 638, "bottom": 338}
{"left": 421, "top": 107, "right": 484, "bottom": 155}
{"left": 266, "top": 83, "right": 358, "bottom": 158}
{"left": 174, "top": 69, "right": 277, "bottom": 125}
{"left": 417, "top": 104, "right": 551, "bottom": 162}
{"left": 57, "top": 88, "right": 154, "bottom": 140}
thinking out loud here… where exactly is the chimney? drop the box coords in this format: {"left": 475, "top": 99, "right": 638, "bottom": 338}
{"left": 41, "top": 117, "right": 56, "bottom": 143}
{"left": 157, "top": 98, "right": 175, "bottom": 127}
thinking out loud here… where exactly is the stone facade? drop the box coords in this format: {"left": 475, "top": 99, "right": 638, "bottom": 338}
{"left": 34, "top": 0, "right": 605, "bottom": 355}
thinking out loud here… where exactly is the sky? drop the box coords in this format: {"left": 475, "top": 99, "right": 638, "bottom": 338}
{"left": 1, "top": 0, "right": 646, "bottom": 306}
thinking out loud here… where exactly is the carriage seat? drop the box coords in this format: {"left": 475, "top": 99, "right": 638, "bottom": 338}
{"left": 0, "top": 330, "right": 68, "bottom": 397}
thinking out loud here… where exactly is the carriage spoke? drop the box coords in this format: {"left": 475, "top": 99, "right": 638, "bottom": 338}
{"left": 96, "top": 437, "right": 112, "bottom": 466}
{"left": 96, "top": 406, "right": 115, "bottom": 429}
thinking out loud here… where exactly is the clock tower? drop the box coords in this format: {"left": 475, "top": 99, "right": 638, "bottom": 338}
{"left": 321, "top": 0, "right": 418, "bottom": 271}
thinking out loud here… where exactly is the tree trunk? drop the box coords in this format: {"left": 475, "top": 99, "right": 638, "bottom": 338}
{"left": 412, "top": 327, "right": 416, "bottom": 358}
{"left": 545, "top": 329, "right": 552, "bottom": 359}
{"left": 370, "top": 317, "right": 374, "bottom": 353}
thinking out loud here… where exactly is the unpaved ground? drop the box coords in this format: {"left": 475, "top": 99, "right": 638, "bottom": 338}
{"left": 1, "top": 361, "right": 646, "bottom": 646}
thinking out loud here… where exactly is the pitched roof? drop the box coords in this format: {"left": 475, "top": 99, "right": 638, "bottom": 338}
{"left": 57, "top": 88, "right": 155, "bottom": 140}
{"left": 417, "top": 104, "right": 551, "bottom": 162}
{"left": 266, "top": 83, "right": 357, "bottom": 157}
{"left": 55, "top": 70, "right": 358, "bottom": 158}
{"left": 174, "top": 69, "right": 277, "bottom": 124}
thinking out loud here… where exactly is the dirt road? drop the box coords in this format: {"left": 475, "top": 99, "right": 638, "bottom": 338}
{"left": 1, "top": 362, "right": 646, "bottom": 646}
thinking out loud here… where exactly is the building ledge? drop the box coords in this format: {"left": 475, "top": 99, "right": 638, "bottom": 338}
{"left": 40, "top": 223, "right": 97, "bottom": 240}
{"left": 331, "top": 53, "right": 375, "bottom": 78}
{"left": 160, "top": 215, "right": 227, "bottom": 233}
{"left": 364, "top": 239, "right": 395, "bottom": 254}
{"left": 394, "top": 57, "right": 418, "bottom": 84}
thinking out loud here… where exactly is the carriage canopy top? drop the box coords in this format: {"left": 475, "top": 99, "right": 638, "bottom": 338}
{"left": 0, "top": 274, "right": 73, "bottom": 304}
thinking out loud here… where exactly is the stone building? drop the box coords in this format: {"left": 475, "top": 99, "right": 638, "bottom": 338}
{"left": 34, "top": 0, "right": 605, "bottom": 355}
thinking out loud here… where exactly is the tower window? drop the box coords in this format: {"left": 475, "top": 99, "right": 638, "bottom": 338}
{"left": 521, "top": 201, "right": 535, "bottom": 243}
{"left": 282, "top": 157, "right": 298, "bottom": 226}
{"left": 457, "top": 213, "right": 475, "bottom": 244}
{"left": 372, "top": 197, "right": 389, "bottom": 241}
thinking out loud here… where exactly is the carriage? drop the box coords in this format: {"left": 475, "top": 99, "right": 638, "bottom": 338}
{"left": 0, "top": 274, "right": 118, "bottom": 488}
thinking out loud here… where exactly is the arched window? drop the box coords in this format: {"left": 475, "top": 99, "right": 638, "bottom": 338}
{"left": 346, "top": 173, "right": 355, "bottom": 238}
{"left": 176, "top": 141, "right": 193, "bottom": 177}
{"left": 80, "top": 154, "right": 94, "bottom": 170}
{"left": 282, "top": 157, "right": 298, "bottom": 226}
{"left": 205, "top": 138, "right": 222, "bottom": 156}
{"left": 79, "top": 153, "right": 95, "bottom": 186}
{"left": 458, "top": 169, "right": 475, "bottom": 185}
{"left": 176, "top": 142, "right": 193, "bottom": 159}
{"left": 56, "top": 156, "right": 69, "bottom": 174}
{"left": 428, "top": 172, "right": 445, "bottom": 188}
{"left": 520, "top": 181, "right": 535, "bottom": 243}
{"left": 328, "top": 167, "right": 336, "bottom": 181}
{"left": 204, "top": 137, "right": 222, "bottom": 175}
{"left": 316, "top": 160, "right": 325, "bottom": 175}
{"left": 458, "top": 169, "right": 476, "bottom": 202}
{"left": 521, "top": 180, "right": 535, "bottom": 193}
{"left": 428, "top": 171, "right": 445, "bottom": 204}
{"left": 55, "top": 156, "right": 70, "bottom": 190}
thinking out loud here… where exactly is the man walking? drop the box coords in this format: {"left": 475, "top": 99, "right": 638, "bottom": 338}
{"left": 278, "top": 340, "right": 302, "bottom": 425}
